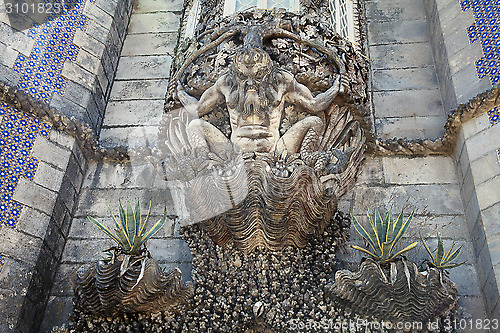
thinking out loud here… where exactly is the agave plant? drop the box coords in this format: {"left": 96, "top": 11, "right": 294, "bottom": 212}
{"left": 422, "top": 234, "right": 465, "bottom": 270}
{"left": 351, "top": 208, "right": 418, "bottom": 262}
{"left": 88, "top": 200, "right": 166, "bottom": 255}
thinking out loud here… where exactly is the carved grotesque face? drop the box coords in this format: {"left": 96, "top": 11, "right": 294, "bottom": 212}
{"left": 232, "top": 47, "right": 273, "bottom": 86}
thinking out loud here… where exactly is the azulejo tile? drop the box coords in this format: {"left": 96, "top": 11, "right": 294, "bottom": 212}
{"left": 13, "top": 0, "right": 93, "bottom": 104}
{"left": 0, "top": 102, "right": 51, "bottom": 229}
{"left": 488, "top": 106, "right": 500, "bottom": 125}
{"left": 463, "top": 0, "right": 500, "bottom": 85}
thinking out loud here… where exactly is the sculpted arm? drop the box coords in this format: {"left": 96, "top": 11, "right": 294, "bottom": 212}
{"left": 177, "top": 78, "right": 226, "bottom": 117}
{"left": 286, "top": 74, "right": 348, "bottom": 113}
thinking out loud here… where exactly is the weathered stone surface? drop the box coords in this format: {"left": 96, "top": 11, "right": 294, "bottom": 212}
{"left": 73, "top": 30, "right": 106, "bottom": 58}
{"left": 465, "top": 124, "right": 500, "bottom": 162}
{"left": 99, "top": 125, "right": 159, "bottom": 147}
{"left": 147, "top": 238, "right": 193, "bottom": 262}
{"left": 62, "top": 239, "right": 114, "bottom": 263}
{"left": 32, "top": 137, "right": 72, "bottom": 171}
{"left": 353, "top": 184, "right": 464, "bottom": 215}
{"left": 383, "top": 156, "right": 457, "bottom": 184}
{"left": 103, "top": 100, "right": 163, "bottom": 126}
{"left": 368, "top": 20, "right": 429, "bottom": 45}
{"left": 109, "top": 79, "right": 169, "bottom": 100}
{"left": 84, "top": 2, "right": 113, "bottom": 29}
{"left": 128, "top": 12, "right": 180, "bottom": 34}
{"left": 39, "top": 296, "right": 73, "bottom": 332}
{"left": 134, "top": 0, "right": 184, "bottom": 12}
{"left": 75, "top": 48, "right": 101, "bottom": 75}
{"left": 82, "top": 162, "right": 167, "bottom": 189}
{"left": 13, "top": 179, "right": 57, "bottom": 215}
{"left": 15, "top": 208, "right": 51, "bottom": 239}
{"left": 62, "top": 62, "right": 95, "bottom": 91}
{"left": 114, "top": 55, "right": 172, "bottom": 80}
{"left": 476, "top": 176, "right": 500, "bottom": 211}
{"left": 0, "top": 42, "right": 19, "bottom": 67}
{"left": 373, "top": 89, "right": 444, "bottom": 117}
{"left": 121, "top": 32, "right": 177, "bottom": 56}
{"left": 370, "top": 43, "right": 434, "bottom": 69}
{"left": 76, "top": 188, "right": 175, "bottom": 217}
{"left": 33, "top": 161, "right": 65, "bottom": 192}
{"left": 0, "top": 227, "right": 42, "bottom": 264}
{"left": 366, "top": 0, "right": 426, "bottom": 21}
{"left": 372, "top": 67, "right": 439, "bottom": 91}
{"left": 355, "top": 156, "right": 383, "bottom": 184}
{"left": 375, "top": 116, "right": 446, "bottom": 140}
{"left": 470, "top": 151, "right": 500, "bottom": 187}
{"left": 447, "top": 265, "right": 482, "bottom": 297}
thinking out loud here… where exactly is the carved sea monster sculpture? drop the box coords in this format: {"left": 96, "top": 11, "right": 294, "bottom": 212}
{"left": 149, "top": 12, "right": 366, "bottom": 251}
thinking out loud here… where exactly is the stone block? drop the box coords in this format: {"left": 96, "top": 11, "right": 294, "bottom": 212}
{"left": 121, "top": 32, "right": 177, "bottom": 56}
{"left": 96, "top": 62, "right": 109, "bottom": 95}
{"left": 0, "top": 227, "right": 42, "bottom": 264}
{"left": 465, "top": 193, "right": 480, "bottom": 232}
{"left": 39, "top": 296, "right": 73, "bottom": 332}
{"left": 470, "top": 151, "right": 500, "bottom": 187}
{"left": 64, "top": 156, "right": 85, "bottom": 194}
{"left": 370, "top": 43, "right": 434, "bottom": 70}
{"left": 368, "top": 19, "right": 429, "bottom": 45}
{"left": 148, "top": 238, "right": 193, "bottom": 262}
{"left": 482, "top": 269, "right": 500, "bottom": 314}
{"left": 44, "top": 221, "right": 66, "bottom": 260}
{"left": 75, "top": 48, "right": 101, "bottom": 75}
{"left": 50, "top": 94, "right": 90, "bottom": 125}
{"left": 50, "top": 264, "right": 80, "bottom": 297}
{"left": 462, "top": 113, "right": 492, "bottom": 140}
{"left": 476, "top": 176, "right": 500, "bottom": 211}
{"left": 382, "top": 156, "right": 457, "bottom": 184}
{"left": 76, "top": 188, "right": 175, "bottom": 218}
{"left": 82, "top": 162, "right": 167, "bottom": 189}
{"left": 375, "top": 116, "right": 446, "bottom": 140}
{"left": 33, "top": 161, "right": 65, "bottom": 192}
{"left": 62, "top": 62, "right": 95, "bottom": 91}
{"left": 448, "top": 41, "right": 483, "bottom": 76}
{"left": 456, "top": 296, "right": 487, "bottom": 325}
{"left": 114, "top": 55, "right": 172, "bottom": 80}
{"left": 373, "top": 89, "right": 444, "bottom": 118}
{"left": 365, "top": 0, "right": 426, "bottom": 22}
{"left": 48, "top": 130, "right": 75, "bottom": 150}
{"left": 135, "top": 0, "right": 184, "bottom": 12}
{"left": 32, "top": 136, "right": 72, "bottom": 171}
{"left": 447, "top": 264, "right": 482, "bottom": 296}
{"left": 99, "top": 125, "right": 159, "bottom": 148}
{"left": 15, "top": 207, "right": 51, "bottom": 239}
{"left": 453, "top": 66, "right": 493, "bottom": 106}
{"left": 462, "top": 168, "right": 475, "bottom": 210}
{"left": 62, "top": 238, "right": 114, "bottom": 263}
{"left": 372, "top": 67, "right": 439, "bottom": 91}
{"left": 411, "top": 215, "right": 467, "bottom": 239}
{"left": 0, "top": 287, "right": 24, "bottom": 331}
{"left": 352, "top": 184, "right": 464, "bottom": 215}
{"left": 94, "top": 0, "right": 118, "bottom": 16}
{"left": 0, "top": 43, "right": 19, "bottom": 67}
{"left": 128, "top": 12, "right": 180, "bottom": 34}
{"left": 73, "top": 30, "right": 106, "bottom": 58}
{"left": 109, "top": 79, "right": 169, "bottom": 100}
{"left": 354, "top": 156, "right": 383, "bottom": 184}
{"left": 13, "top": 178, "right": 57, "bottom": 215}
{"left": 71, "top": 142, "right": 87, "bottom": 174}
{"left": 0, "top": 62, "right": 20, "bottom": 85}
{"left": 104, "top": 100, "right": 163, "bottom": 127}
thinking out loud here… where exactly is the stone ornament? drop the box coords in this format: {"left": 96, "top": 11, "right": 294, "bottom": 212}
{"left": 327, "top": 258, "right": 458, "bottom": 327}
{"left": 149, "top": 10, "right": 367, "bottom": 251}
{"left": 74, "top": 250, "right": 193, "bottom": 316}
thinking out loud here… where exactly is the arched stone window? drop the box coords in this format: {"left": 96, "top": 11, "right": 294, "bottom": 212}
{"left": 328, "top": 0, "right": 355, "bottom": 42}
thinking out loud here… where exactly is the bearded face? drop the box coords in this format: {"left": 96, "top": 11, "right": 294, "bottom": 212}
{"left": 230, "top": 47, "right": 278, "bottom": 125}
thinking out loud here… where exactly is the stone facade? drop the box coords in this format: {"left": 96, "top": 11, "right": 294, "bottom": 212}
{"left": 0, "top": 0, "right": 498, "bottom": 332}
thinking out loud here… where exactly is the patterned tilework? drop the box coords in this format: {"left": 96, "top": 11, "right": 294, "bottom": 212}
{"left": 489, "top": 106, "right": 500, "bottom": 125}
{"left": 13, "top": 0, "right": 95, "bottom": 104}
{"left": 461, "top": 0, "right": 500, "bottom": 85}
{"left": 0, "top": 102, "right": 50, "bottom": 228}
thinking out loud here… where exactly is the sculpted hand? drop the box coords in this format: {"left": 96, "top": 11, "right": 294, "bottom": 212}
{"left": 339, "top": 75, "right": 349, "bottom": 94}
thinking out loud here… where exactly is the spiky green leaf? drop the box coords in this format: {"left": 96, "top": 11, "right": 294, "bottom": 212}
{"left": 437, "top": 234, "right": 445, "bottom": 266}
{"left": 421, "top": 236, "right": 435, "bottom": 264}
{"left": 126, "top": 202, "right": 136, "bottom": 242}
{"left": 351, "top": 245, "right": 379, "bottom": 260}
{"left": 119, "top": 202, "right": 127, "bottom": 236}
{"left": 374, "top": 209, "right": 385, "bottom": 248}
{"left": 87, "top": 216, "right": 125, "bottom": 248}
{"left": 384, "top": 208, "right": 392, "bottom": 243}
{"left": 390, "top": 210, "right": 414, "bottom": 253}
{"left": 352, "top": 215, "right": 378, "bottom": 252}
{"left": 134, "top": 201, "right": 141, "bottom": 237}
{"left": 388, "top": 241, "right": 418, "bottom": 261}
{"left": 138, "top": 216, "right": 167, "bottom": 248}
{"left": 366, "top": 211, "right": 381, "bottom": 256}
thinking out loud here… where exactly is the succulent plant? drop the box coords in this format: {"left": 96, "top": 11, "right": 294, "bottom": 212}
{"left": 351, "top": 208, "right": 418, "bottom": 262}
{"left": 422, "top": 234, "right": 465, "bottom": 270}
{"left": 87, "top": 200, "right": 166, "bottom": 255}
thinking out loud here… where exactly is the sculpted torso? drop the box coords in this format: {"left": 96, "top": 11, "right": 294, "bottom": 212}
{"left": 177, "top": 46, "right": 347, "bottom": 171}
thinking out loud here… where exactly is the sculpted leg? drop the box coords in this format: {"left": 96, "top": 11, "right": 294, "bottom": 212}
{"left": 187, "top": 119, "right": 232, "bottom": 155}
{"left": 277, "top": 116, "right": 323, "bottom": 154}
